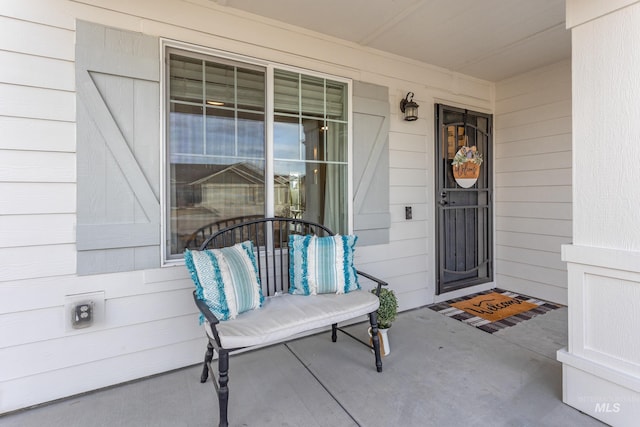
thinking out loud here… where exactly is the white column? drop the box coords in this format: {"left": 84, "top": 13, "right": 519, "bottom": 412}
{"left": 560, "top": 1, "right": 640, "bottom": 425}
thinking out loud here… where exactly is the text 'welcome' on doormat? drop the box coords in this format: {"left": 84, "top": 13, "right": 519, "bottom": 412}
{"left": 427, "top": 288, "right": 563, "bottom": 333}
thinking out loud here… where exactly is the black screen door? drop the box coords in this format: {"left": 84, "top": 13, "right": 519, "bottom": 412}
{"left": 435, "top": 104, "right": 493, "bottom": 294}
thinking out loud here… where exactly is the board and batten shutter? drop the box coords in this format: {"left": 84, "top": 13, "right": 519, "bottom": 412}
{"left": 76, "top": 21, "right": 160, "bottom": 275}
{"left": 352, "top": 81, "right": 390, "bottom": 245}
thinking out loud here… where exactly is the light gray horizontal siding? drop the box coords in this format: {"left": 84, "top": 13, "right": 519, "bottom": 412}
{"left": 494, "top": 60, "right": 572, "bottom": 304}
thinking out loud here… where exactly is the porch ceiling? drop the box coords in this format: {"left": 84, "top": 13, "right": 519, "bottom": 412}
{"left": 209, "top": 0, "right": 570, "bottom": 82}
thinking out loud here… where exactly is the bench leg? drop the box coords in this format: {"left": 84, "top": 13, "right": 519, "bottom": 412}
{"left": 218, "top": 348, "right": 230, "bottom": 427}
{"left": 200, "top": 341, "right": 214, "bottom": 383}
{"left": 369, "top": 312, "right": 383, "bottom": 372}
{"left": 331, "top": 323, "right": 338, "bottom": 342}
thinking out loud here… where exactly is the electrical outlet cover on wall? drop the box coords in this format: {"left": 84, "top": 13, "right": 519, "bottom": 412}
{"left": 64, "top": 291, "right": 105, "bottom": 332}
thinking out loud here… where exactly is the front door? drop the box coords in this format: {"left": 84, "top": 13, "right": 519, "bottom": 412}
{"left": 435, "top": 104, "right": 493, "bottom": 294}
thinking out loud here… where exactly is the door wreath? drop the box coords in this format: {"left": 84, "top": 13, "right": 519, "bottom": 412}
{"left": 452, "top": 146, "right": 483, "bottom": 188}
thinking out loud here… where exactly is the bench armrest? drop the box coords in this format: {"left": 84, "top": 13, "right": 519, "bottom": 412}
{"left": 192, "top": 291, "right": 220, "bottom": 325}
{"left": 356, "top": 269, "right": 387, "bottom": 297}
{"left": 192, "top": 291, "right": 225, "bottom": 346}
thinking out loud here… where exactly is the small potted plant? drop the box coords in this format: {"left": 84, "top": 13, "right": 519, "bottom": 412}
{"left": 369, "top": 287, "right": 398, "bottom": 355}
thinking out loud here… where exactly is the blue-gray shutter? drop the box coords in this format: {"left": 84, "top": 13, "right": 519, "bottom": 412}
{"left": 75, "top": 21, "right": 160, "bottom": 275}
{"left": 352, "top": 81, "right": 390, "bottom": 245}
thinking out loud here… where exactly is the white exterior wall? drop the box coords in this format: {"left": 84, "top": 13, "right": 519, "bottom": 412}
{"left": 559, "top": 1, "right": 640, "bottom": 425}
{"left": 494, "top": 61, "right": 572, "bottom": 304}
{"left": 0, "top": 0, "right": 493, "bottom": 412}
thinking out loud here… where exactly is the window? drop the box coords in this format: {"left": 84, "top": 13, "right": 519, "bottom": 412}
{"left": 165, "top": 47, "right": 350, "bottom": 259}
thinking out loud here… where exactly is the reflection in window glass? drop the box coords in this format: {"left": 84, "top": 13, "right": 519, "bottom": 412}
{"left": 273, "top": 70, "right": 348, "bottom": 232}
{"left": 168, "top": 52, "right": 265, "bottom": 257}
{"left": 166, "top": 48, "right": 350, "bottom": 259}
{"left": 274, "top": 161, "right": 348, "bottom": 233}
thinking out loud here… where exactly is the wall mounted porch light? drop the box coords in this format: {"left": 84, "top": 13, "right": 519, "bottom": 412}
{"left": 400, "top": 92, "right": 419, "bottom": 121}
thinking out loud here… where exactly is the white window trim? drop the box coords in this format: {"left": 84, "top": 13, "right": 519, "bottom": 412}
{"left": 159, "top": 39, "right": 353, "bottom": 266}
{"left": 265, "top": 65, "right": 275, "bottom": 218}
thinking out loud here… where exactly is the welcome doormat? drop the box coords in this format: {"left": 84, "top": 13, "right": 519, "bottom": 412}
{"left": 427, "top": 288, "right": 563, "bottom": 333}
{"left": 450, "top": 292, "right": 538, "bottom": 322}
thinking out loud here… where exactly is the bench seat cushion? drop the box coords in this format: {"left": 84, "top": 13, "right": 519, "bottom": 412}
{"left": 206, "top": 290, "right": 379, "bottom": 348}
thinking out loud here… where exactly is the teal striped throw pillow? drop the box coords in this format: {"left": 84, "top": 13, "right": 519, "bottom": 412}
{"left": 289, "top": 234, "right": 360, "bottom": 295}
{"left": 185, "top": 241, "right": 264, "bottom": 321}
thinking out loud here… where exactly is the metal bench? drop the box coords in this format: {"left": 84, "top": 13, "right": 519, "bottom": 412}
{"left": 183, "top": 214, "right": 266, "bottom": 250}
{"left": 190, "top": 217, "right": 386, "bottom": 427}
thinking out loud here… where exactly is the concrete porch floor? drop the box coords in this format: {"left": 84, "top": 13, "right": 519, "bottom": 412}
{"left": 1, "top": 304, "right": 605, "bottom": 427}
